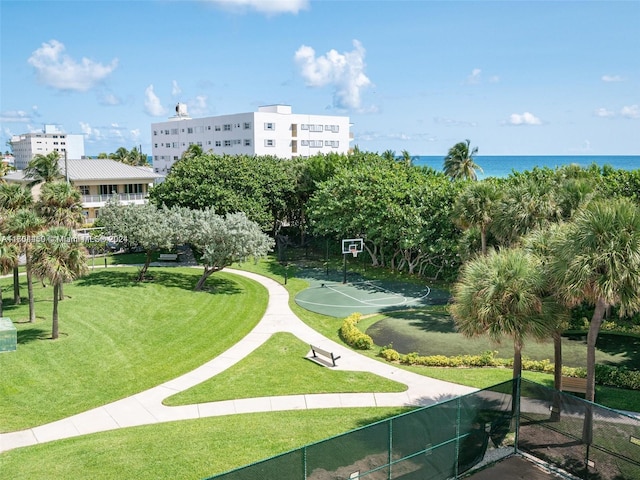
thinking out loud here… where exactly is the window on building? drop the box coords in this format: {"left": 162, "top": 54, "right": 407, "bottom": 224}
{"left": 264, "top": 139, "right": 275, "bottom": 147}
{"left": 197, "top": 141, "right": 203, "bottom": 146}
{"left": 233, "top": 139, "right": 241, "bottom": 145}
{"left": 244, "top": 139, "right": 251, "bottom": 146}
{"left": 223, "top": 124, "right": 232, "bottom": 131}
{"left": 124, "top": 184, "right": 144, "bottom": 194}
{"left": 207, "top": 125, "right": 211, "bottom": 130}
{"left": 264, "top": 123, "right": 275, "bottom": 130}
{"left": 301, "top": 124, "right": 308, "bottom": 130}
{"left": 187, "top": 127, "right": 194, "bottom": 134}
{"left": 224, "top": 140, "right": 231, "bottom": 147}
{"left": 215, "top": 125, "right": 221, "bottom": 131}
{"left": 243, "top": 122, "right": 251, "bottom": 129}
{"left": 99, "top": 184, "right": 119, "bottom": 195}
{"left": 171, "top": 128, "right": 178, "bottom": 134}
{"left": 309, "top": 124, "right": 323, "bottom": 132}
{"left": 78, "top": 185, "right": 90, "bottom": 195}
{"left": 172, "top": 142, "right": 178, "bottom": 148}
{"left": 215, "top": 140, "right": 221, "bottom": 147}
{"left": 301, "top": 140, "right": 309, "bottom": 146}
{"left": 173, "top": 156, "right": 179, "bottom": 161}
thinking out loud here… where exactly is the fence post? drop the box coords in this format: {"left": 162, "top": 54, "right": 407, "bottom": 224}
{"left": 514, "top": 376, "right": 521, "bottom": 455}
{"left": 388, "top": 418, "right": 393, "bottom": 480}
{"left": 455, "top": 397, "right": 461, "bottom": 479}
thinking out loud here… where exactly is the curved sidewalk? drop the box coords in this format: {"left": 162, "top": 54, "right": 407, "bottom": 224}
{"left": 0, "top": 268, "right": 475, "bottom": 453}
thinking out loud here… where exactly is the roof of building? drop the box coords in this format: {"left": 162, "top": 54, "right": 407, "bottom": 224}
{"left": 2, "top": 159, "right": 161, "bottom": 183}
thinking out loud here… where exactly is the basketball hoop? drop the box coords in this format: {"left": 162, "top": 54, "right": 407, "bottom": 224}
{"left": 349, "top": 245, "right": 358, "bottom": 258}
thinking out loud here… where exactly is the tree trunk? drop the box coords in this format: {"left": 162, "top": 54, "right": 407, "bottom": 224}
{"left": 513, "top": 339, "right": 523, "bottom": 379}
{"left": 13, "top": 266, "right": 20, "bottom": 305}
{"left": 58, "top": 283, "right": 64, "bottom": 301}
{"left": 26, "top": 249, "right": 35, "bottom": 323}
{"left": 553, "top": 330, "right": 563, "bottom": 390}
{"left": 551, "top": 330, "right": 563, "bottom": 422}
{"left": 0, "top": 285, "right": 3, "bottom": 317}
{"left": 52, "top": 283, "right": 59, "bottom": 339}
{"left": 195, "top": 266, "right": 219, "bottom": 291}
{"left": 586, "top": 298, "right": 606, "bottom": 402}
{"left": 137, "top": 250, "right": 153, "bottom": 281}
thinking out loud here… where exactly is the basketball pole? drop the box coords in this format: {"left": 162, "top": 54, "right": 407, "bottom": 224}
{"left": 343, "top": 251, "right": 347, "bottom": 284}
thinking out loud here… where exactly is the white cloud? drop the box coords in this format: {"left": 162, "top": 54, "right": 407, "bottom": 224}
{"left": 188, "top": 95, "right": 209, "bottom": 116}
{"left": 465, "top": 68, "right": 482, "bottom": 85}
{"left": 144, "top": 85, "right": 167, "bottom": 116}
{"left": 620, "top": 104, "right": 639, "bottom": 119}
{"left": 27, "top": 40, "right": 118, "bottom": 92}
{"left": 294, "top": 39, "right": 372, "bottom": 110}
{"left": 595, "top": 107, "right": 615, "bottom": 118}
{"left": 434, "top": 117, "right": 478, "bottom": 127}
{"left": 172, "top": 80, "right": 182, "bottom": 97}
{"left": 79, "top": 122, "right": 104, "bottom": 142}
{"left": 0, "top": 110, "right": 32, "bottom": 123}
{"left": 99, "top": 92, "right": 122, "bottom": 106}
{"left": 507, "top": 112, "right": 542, "bottom": 126}
{"left": 601, "top": 74, "right": 624, "bottom": 82}
{"left": 206, "top": 0, "right": 308, "bottom": 15}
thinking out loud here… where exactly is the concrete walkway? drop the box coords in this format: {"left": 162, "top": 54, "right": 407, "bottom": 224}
{"left": 0, "top": 268, "right": 475, "bottom": 453}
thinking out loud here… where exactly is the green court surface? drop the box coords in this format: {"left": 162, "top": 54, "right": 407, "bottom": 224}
{"left": 294, "top": 268, "right": 449, "bottom": 317}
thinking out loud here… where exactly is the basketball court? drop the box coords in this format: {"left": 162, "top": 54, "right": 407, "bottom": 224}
{"left": 294, "top": 238, "right": 450, "bottom": 317}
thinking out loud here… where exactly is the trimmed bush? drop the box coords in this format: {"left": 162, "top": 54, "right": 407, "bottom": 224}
{"left": 340, "top": 313, "right": 373, "bottom": 350}
{"left": 377, "top": 349, "right": 639, "bottom": 391}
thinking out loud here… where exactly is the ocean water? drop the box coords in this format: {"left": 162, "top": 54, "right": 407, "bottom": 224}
{"left": 414, "top": 155, "right": 640, "bottom": 179}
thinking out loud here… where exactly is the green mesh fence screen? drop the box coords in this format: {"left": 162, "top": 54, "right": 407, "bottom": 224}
{"left": 518, "top": 379, "right": 640, "bottom": 480}
{"left": 205, "top": 381, "right": 517, "bottom": 480}
{"left": 205, "top": 379, "right": 640, "bottom": 479}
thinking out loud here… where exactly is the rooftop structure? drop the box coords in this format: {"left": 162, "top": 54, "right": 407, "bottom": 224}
{"left": 151, "top": 104, "right": 352, "bottom": 174}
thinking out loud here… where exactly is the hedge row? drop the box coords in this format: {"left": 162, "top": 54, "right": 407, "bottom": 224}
{"left": 340, "top": 313, "right": 373, "bottom": 350}
{"left": 378, "top": 347, "right": 640, "bottom": 391}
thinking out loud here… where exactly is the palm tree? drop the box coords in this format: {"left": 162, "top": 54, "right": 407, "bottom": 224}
{"left": 452, "top": 180, "right": 502, "bottom": 255}
{"left": 4, "top": 209, "right": 44, "bottom": 323}
{"left": 38, "top": 181, "right": 84, "bottom": 228}
{"left": 109, "top": 147, "right": 130, "bottom": 164}
{"left": 450, "top": 248, "right": 555, "bottom": 379}
{"left": 0, "top": 243, "right": 19, "bottom": 317}
{"left": 548, "top": 198, "right": 640, "bottom": 403}
{"left": 23, "top": 152, "right": 63, "bottom": 184}
{"left": 443, "top": 139, "right": 482, "bottom": 181}
{"left": 381, "top": 149, "right": 396, "bottom": 162}
{"left": 181, "top": 144, "right": 203, "bottom": 161}
{"left": 0, "top": 183, "right": 34, "bottom": 305}
{"left": 400, "top": 149, "right": 413, "bottom": 166}
{"left": 31, "top": 226, "right": 88, "bottom": 339}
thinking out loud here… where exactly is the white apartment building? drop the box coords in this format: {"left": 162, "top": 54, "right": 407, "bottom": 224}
{"left": 9, "top": 124, "right": 85, "bottom": 170}
{"left": 151, "top": 104, "right": 352, "bottom": 174}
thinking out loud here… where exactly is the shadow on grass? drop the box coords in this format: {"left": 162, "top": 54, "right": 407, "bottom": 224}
{"left": 17, "top": 327, "right": 49, "bottom": 344}
{"left": 75, "top": 268, "right": 242, "bottom": 295}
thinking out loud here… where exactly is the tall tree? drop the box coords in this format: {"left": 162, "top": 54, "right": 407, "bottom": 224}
{"left": 452, "top": 180, "right": 502, "bottom": 255}
{"left": 450, "top": 248, "right": 555, "bottom": 379}
{"left": 0, "top": 183, "right": 34, "bottom": 305}
{"left": 31, "top": 226, "right": 88, "bottom": 339}
{"left": 0, "top": 243, "right": 19, "bottom": 316}
{"left": 548, "top": 198, "right": 640, "bottom": 402}
{"left": 4, "top": 209, "right": 44, "bottom": 322}
{"left": 189, "top": 210, "right": 274, "bottom": 291}
{"left": 99, "top": 201, "right": 180, "bottom": 281}
{"left": 443, "top": 139, "right": 482, "bottom": 181}
{"left": 38, "top": 181, "right": 84, "bottom": 228}
{"left": 23, "top": 152, "right": 63, "bottom": 184}
{"left": 180, "top": 144, "right": 203, "bottom": 160}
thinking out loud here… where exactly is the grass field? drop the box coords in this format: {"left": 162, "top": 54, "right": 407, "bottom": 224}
{"left": 2, "top": 255, "right": 639, "bottom": 480}
{"left": 164, "top": 332, "right": 406, "bottom": 406}
{"left": 0, "top": 267, "right": 267, "bottom": 431}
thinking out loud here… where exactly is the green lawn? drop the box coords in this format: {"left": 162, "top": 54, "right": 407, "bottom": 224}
{"left": 0, "top": 407, "right": 408, "bottom": 480}
{"left": 165, "top": 332, "right": 406, "bottom": 406}
{"left": 2, "top": 256, "right": 639, "bottom": 480}
{"left": 0, "top": 267, "right": 268, "bottom": 431}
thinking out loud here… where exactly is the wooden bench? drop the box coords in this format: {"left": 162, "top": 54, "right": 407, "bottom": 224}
{"left": 561, "top": 376, "right": 587, "bottom": 395}
{"left": 158, "top": 253, "right": 178, "bottom": 261}
{"left": 309, "top": 344, "right": 341, "bottom": 367}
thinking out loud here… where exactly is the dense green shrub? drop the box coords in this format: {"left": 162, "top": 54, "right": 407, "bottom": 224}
{"left": 377, "top": 347, "right": 639, "bottom": 390}
{"left": 340, "top": 313, "right": 373, "bottom": 350}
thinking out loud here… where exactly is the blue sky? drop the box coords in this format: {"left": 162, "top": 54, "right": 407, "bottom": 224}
{"left": 1, "top": 0, "right": 638, "bottom": 157}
